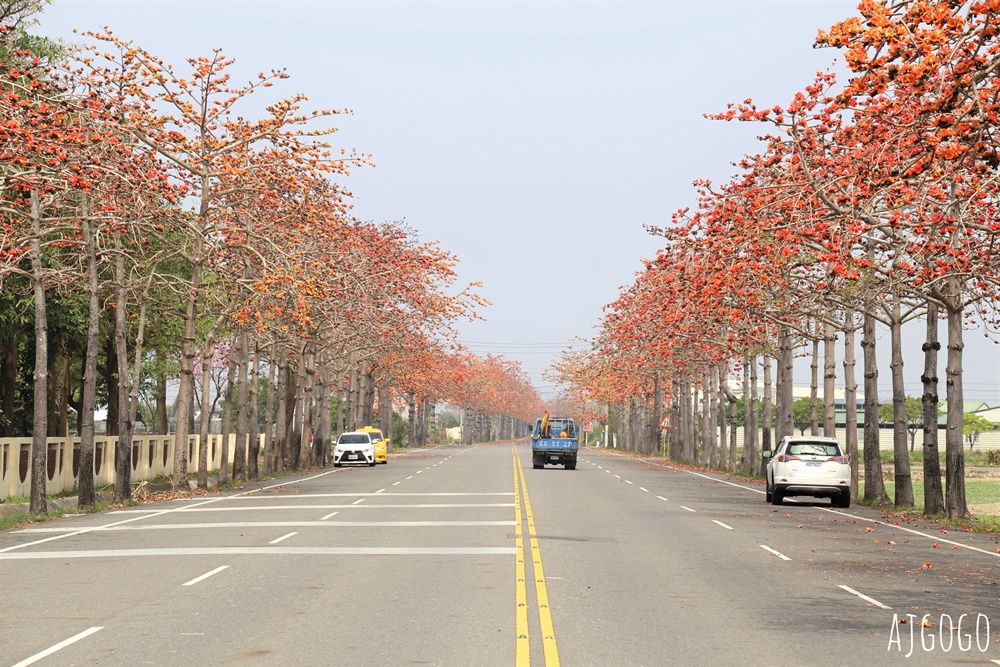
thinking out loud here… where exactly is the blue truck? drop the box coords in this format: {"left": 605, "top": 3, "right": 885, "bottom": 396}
{"left": 531, "top": 413, "right": 579, "bottom": 470}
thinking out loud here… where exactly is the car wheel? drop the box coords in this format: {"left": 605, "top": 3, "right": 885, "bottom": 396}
{"left": 533, "top": 461, "right": 543, "bottom": 469}
{"left": 835, "top": 489, "right": 850, "bottom": 509}
{"left": 566, "top": 463, "right": 576, "bottom": 470}
{"left": 334, "top": 462, "right": 342, "bottom": 468}
{"left": 771, "top": 486, "right": 784, "bottom": 505}
{"left": 369, "top": 461, "right": 376, "bottom": 467}
{"left": 765, "top": 480, "right": 772, "bottom": 503}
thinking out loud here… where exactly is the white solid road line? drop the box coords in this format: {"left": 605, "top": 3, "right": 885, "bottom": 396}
{"left": 0, "top": 546, "right": 517, "bottom": 560}
{"left": 631, "top": 453, "right": 1000, "bottom": 562}
{"left": 759, "top": 545, "right": 791, "bottom": 561}
{"left": 110, "top": 492, "right": 514, "bottom": 502}
{"left": 1, "top": 468, "right": 350, "bottom": 555}
{"left": 107, "top": 503, "right": 514, "bottom": 513}
{"left": 269, "top": 532, "right": 297, "bottom": 544}
{"left": 839, "top": 584, "right": 892, "bottom": 610}
{"left": 14, "top": 520, "right": 515, "bottom": 531}
{"left": 712, "top": 520, "right": 734, "bottom": 530}
{"left": 10, "top": 626, "right": 104, "bottom": 667}
{"left": 183, "top": 565, "right": 230, "bottom": 586}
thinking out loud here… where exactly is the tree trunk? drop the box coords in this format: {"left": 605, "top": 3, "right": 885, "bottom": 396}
{"left": 301, "top": 348, "right": 315, "bottom": 468}
{"left": 823, "top": 322, "right": 837, "bottom": 437}
{"left": 274, "top": 348, "right": 288, "bottom": 472}
{"left": 29, "top": 190, "right": 48, "bottom": 515}
{"left": 944, "top": 291, "right": 969, "bottom": 519}
{"left": 921, "top": 302, "right": 945, "bottom": 515}
{"left": 810, "top": 334, "right": 820, "bottom": 436}
{"left": 652, "top": 371, "right": 662, "bottom": 456}
{"left": 761, "top": 356, "right": 772, "bottom": 458}
{"left": 248, "top": 341, "right": 261, "bottom": 479}
{"left": 408, "top": 392, "right": 417, "bottom": 445}
{"left": 777, "top": 328, "right": 795, "bottom": 442}
{"left": 741, "top": 363, "right": 750, "bottom": 469}
{"left": 155, "top": 349, "right": 168, "bottom": 435}
{"left": 289, "top": 353, "right": 305, "bottom": 469}
{"left": 233, "top": 331, "right": 249, "bottom": 481}
{"left": 862, "top": 313, "right": 890, "bottom": 504}
{"left": 315, "top": 363, "right": 331, "bottom": 467}
{"left": 378, "top": 385, "right": 392, "bottom": 450}
{"left": 58, "top": 354, "right": 70, "bottom": 438}
{"left": 197, "top": 345, "right": 214, "bottom": 489}
{"left": 347, "top": 364, "right": 358, "bottom": 430}
{"left": 172, "top": 256, "right": 199, "bottom": 490}
{"left": 77, "top": 215, "right": 100, "bottom": 509}
{"left": 286, "top": 363, "right": 300, "bottom": 467}
{"left": 889, "top": 306, "right": 914, "bottom": 509}
{"left": 707, "top": 368, "right": 717, "bottom": 467}
{"left": 219, "top": 350, "right": 236, "bottom": 485}
{"left": 842, "top": 312, "right": 859, "bottom": 502}
{"left": 113, "top": 232, "right": 139, "bottom": 502}
{"left": 336, "top": 388, "right": 346, "bottom": 442}
{"left": 747, "top": 357, "right": 759, "bottom": 473}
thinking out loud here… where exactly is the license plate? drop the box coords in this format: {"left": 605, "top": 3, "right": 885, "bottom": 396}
{"left": 806, "top": 461, "right": 822, "bottom": 467}
{"left": 347, "top": 453, "right": 359, "bottom": 460}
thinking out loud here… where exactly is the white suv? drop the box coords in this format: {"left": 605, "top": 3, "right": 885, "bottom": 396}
{"left": 333, "top": 432, "right": 376, "bottom": 467}
{"left": 764, "top": 435, "right": 851, "bottom": 508}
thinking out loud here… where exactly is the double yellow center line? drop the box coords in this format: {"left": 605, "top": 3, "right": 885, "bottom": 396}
{"left": 513, "top": 447, "right": 560, "bottom": 667}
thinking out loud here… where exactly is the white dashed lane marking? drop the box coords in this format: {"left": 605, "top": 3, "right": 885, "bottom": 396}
{"left": 10, "top": 627, "right": 104, "bottom": 667}
{"left": 760, "top": 545, "right": 791, "bottom": 561}
{"left": 839, "top": 585, "right": 891, "bottom": 610}
{"left": 183, "top": 565, "right": 229, "bottom": 586}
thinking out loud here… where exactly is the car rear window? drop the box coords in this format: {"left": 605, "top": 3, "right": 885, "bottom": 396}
{"left": 788, "top": 442, "right": 841, "bottom": 456}
{"left": 339, "top": 434, "right": 370, "bottom": 444}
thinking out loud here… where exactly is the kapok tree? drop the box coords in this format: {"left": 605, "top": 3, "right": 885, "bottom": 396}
{"left": 79, "top": 31, "right": 367, "bottom": 489}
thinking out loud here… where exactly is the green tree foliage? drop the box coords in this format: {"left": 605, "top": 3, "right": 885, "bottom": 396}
{"left": 964, "top": 414, "right": 997, "bottom": 451}
{"left": 791, "top": 398, "right": 813, "bottom": 435}
{"left": 877, "top": 397, "right": 925, "bottom": 451}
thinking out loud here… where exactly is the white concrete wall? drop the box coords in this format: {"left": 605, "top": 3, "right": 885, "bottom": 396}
{"left": 0, "top": 434, "right": 262, "bottom": 501}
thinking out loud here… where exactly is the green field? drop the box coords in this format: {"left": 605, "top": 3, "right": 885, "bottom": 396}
{"left": 861, "top": 479, "right": 1000, "bottom": 526}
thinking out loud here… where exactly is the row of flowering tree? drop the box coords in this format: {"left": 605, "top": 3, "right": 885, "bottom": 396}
{"left": 553, "top": 0, "right": 1000, "bottom": 520}
{"left": 0, "top": 13, "right": 541, "bottom": 515}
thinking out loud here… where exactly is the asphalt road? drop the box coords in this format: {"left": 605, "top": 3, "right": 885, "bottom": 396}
{"left": 2, "top": 443, "right": 1000, "bottom": 666}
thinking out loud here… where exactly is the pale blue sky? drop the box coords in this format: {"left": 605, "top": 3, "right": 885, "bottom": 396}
{"left": 35, "top": 1, "right": 1000, "bottom": 402}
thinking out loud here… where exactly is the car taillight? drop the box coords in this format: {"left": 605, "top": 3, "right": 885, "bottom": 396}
{"left": 830, "top": 456, "right": 848, "bottom": 464}
{"left": 777, "top": 455, "right": 800, "bottom": 462}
